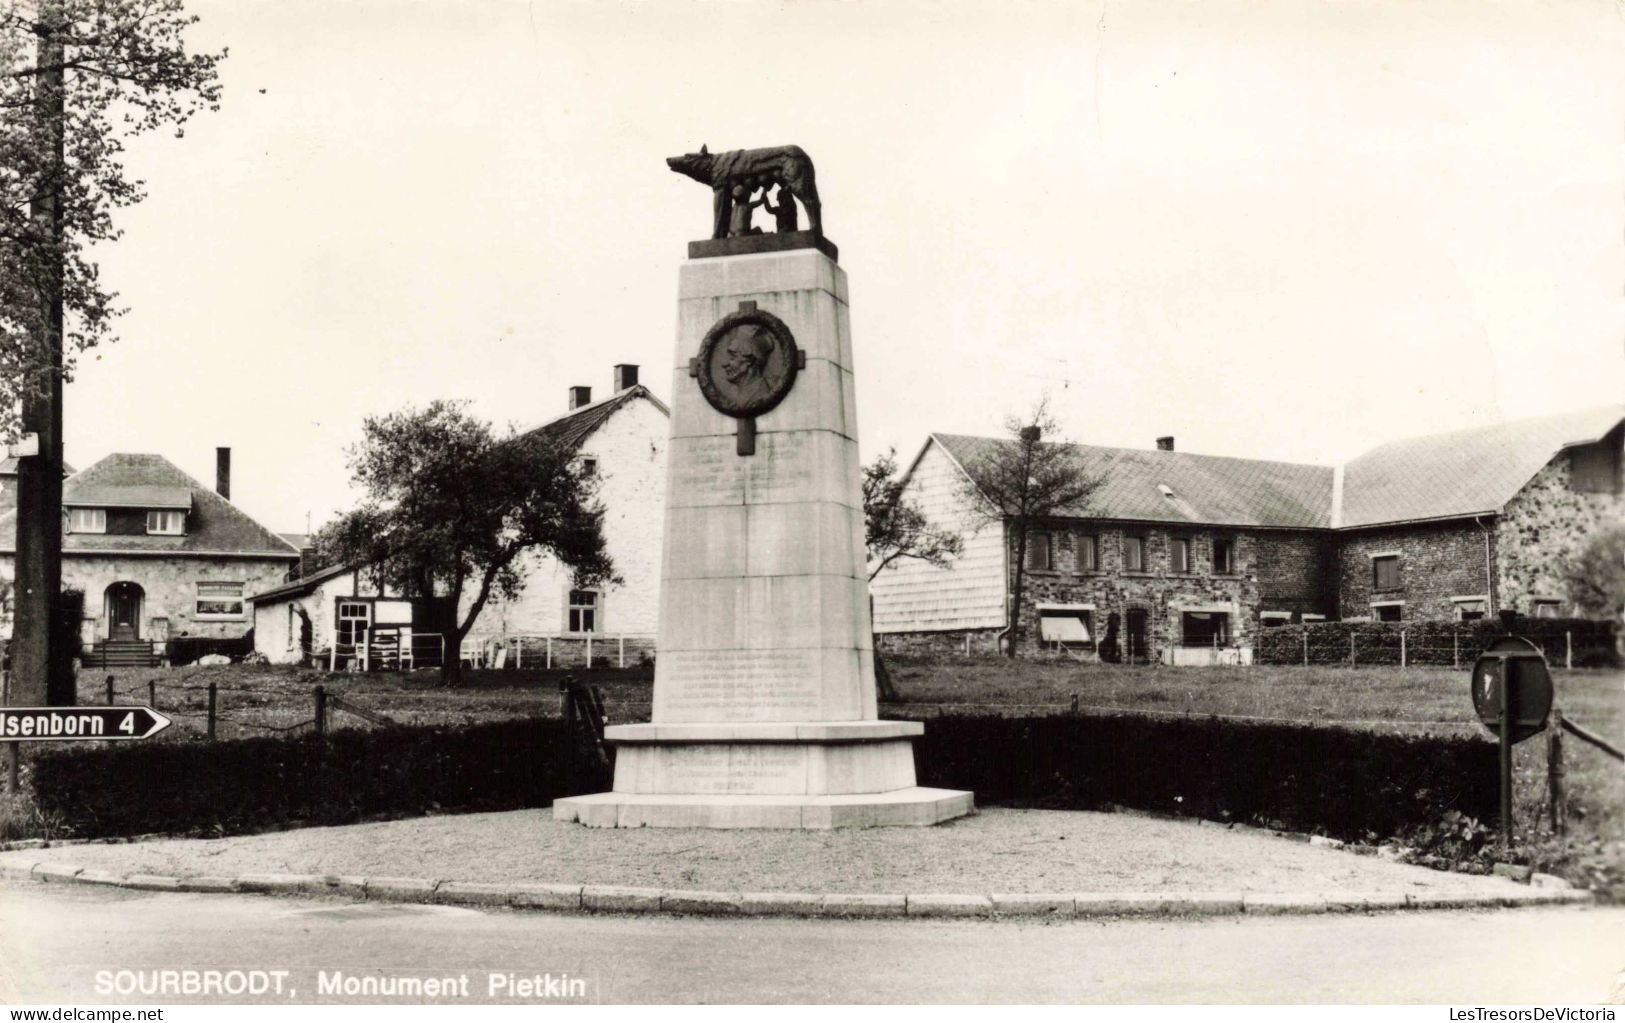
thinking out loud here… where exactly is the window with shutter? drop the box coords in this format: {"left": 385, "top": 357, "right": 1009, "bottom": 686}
{"left": 1075, "top": 534, "right": 1097, "bottom": 572}
{"left": 1171, "top": 537, "right": 1191, "bottom": 574}
{"left": 1026, "top": 532, "right": 1053, "bottom": 571}
{"left": 1123, "top": 535, "right": 1146, "bottom": 572}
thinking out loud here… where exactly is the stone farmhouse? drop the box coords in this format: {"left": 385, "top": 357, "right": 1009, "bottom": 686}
{"left": 250, "top": 364, "right": 669, "bottom": 665}
{"left": 0, "top": 449, "right": 299, "bottom": 666}
{"left": 870, "top": 405, "right": 1625, "bottom": 664}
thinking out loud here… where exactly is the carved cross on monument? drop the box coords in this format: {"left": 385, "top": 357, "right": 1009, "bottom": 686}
{"left": 689, "top": 299, "right": 803, "bottom": 457}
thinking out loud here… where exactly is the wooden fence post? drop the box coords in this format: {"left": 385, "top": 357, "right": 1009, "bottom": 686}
{"left": 586, "top": 634, "right": 593, "bottom": 669}
{"left": 207, "top": 682, "right": 218, "bottom": 740}
{"left": 1350, "top": 632, "right": 1356, "bottom": 666}
{"left": 1548, "top": 709, "right": 1566, "bottom": 836}
{"left": 546, "top": 637, "right": 553, "bottom": 669}
{"left": 619, "top": 636, "right": 625, "bottom": 668}
{"left": 1566, "top": 631, "right": 1573, "bottom": 670}
{"left": 147, "top": 680, "right": 157, "bottom": 709}
{"left": 964, "top": 633, "right": 971, "bottom": 657}
{"left": 105, "top": 675, "right": 114, "bottom": 705}
{"left": 314, "top": 685, "right": 327, "bottom": 736}
{"left": 1302, "top": 631, "right": 1308, "bottom": 667}
{"left": 1400, "top": 630, "right": 1407, "bottom": 668}
{"left": 1453, "top": 629, "right": 1459, "bottom": 669}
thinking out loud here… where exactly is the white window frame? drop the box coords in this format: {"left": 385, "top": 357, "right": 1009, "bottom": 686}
{"left": 68, "top": 508, "right": 106, "bottom": 534}
{"left": 146, "top": 509, "right": 185, "bottom": 535}
{"left": 336, "top": 600, "right": 372, "bottom": 647}
{"left": 1260, "top": 610, "right": 1291, "bottom": 624}
{"left": 567, "top": 589, "right": 600, "bottom": 634}
{"left": 1301, "top": 613, "right": 1327, "bottom": 622}
{"left": 195, "top": 581, "right": 245, "bottom": 619}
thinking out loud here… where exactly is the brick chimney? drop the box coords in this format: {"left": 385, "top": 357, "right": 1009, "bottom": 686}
{"left": 613, "top": 364, "right": 639, "bottom": 392}
{"left": 569, "top": 386, "right": 592, "bottom": 410}
{"left": 216, "top": 447, "right": 231, "bottom": 499}
{"left": 1156, "top": 436, "right": 1175, "bottom": 452}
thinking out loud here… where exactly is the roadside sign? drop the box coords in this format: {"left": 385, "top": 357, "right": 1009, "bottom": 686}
{"left": 0, "top": 706, "right": 172, "bottom": 743}
{"left": 1470, "top": 637, "right": 1553, "bottom": 744}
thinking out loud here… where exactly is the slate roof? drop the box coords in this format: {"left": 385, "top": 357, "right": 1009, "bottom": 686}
{"left": 518, "top": 384, "right": 669, "bottom": 451}
{"left": 0, "top": 453, "right": 300, "bottom": 558}
{"left": 932, "top": 434, "right": 1334, "bottom": 529}
{"left": 928, "top": 404, "right": 1625, "bottom": 532}
{"left": 1338, "top": 404, "right": 1625, "bottom": 529}
{"left": 64, "top": 485, "right": 191, "bottom": 510}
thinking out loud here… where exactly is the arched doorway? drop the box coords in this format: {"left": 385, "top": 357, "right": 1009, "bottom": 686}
{"left": 104, "top": 582, "right": 144, "bottom": 641}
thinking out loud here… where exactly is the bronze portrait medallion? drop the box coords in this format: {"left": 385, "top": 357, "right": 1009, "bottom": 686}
{"left": 695, "top": 306, "right": 800, "bottom": 418}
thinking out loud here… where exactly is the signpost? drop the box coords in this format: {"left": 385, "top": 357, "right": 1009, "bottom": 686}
{"left": 1469, "top": 636, "right": 1553, "bottom": 850}
{"left": 0, "top": 706, "right": 171, "bottom": 743}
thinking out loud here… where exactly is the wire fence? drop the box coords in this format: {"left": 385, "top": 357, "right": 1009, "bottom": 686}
{"left": 1255, "top": 619, "right": 1618, "bottom": 669}
{"left": 95, "top": 674, "right": 395, "bottom": 741}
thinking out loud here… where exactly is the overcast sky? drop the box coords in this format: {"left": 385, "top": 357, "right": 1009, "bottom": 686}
{"left": 64, "top": 0, "right": 1625, "bottom": 535}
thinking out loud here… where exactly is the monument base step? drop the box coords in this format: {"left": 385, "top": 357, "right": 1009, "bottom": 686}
{"left": 551, "top": 788, "right": 974, "bottom": 830}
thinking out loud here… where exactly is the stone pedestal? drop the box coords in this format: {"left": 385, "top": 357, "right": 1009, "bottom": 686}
{"left": 554, "top": 243, "right": 972, "bottom": 829}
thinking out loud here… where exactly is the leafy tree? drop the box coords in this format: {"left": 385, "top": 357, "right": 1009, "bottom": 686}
{"left": 319, "top": 401, "right": 616, "bottom": 685}
{"left": 862, "top": 447, "right": 963, "bottom": 581}
{"left": 1, "top": 0, "right": 225, "bottom": 432}
{"left": 860, "top": 447, "right": 964, "bottom": 701}
{"left": 956, "top": 397, "right": 1103, "bottom": 658}
{"left": 1564, "top": 525, "right": 1625, "bottom": 625}
{"left": 2, "top": 0, "right": 224, "bottom": 703}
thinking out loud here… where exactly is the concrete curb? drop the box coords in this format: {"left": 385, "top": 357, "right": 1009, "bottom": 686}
{"left": 0, "top": 849, "right": 1593, "bottom": 920}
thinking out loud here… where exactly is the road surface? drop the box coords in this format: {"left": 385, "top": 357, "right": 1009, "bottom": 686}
{"left": 1, "top": 880, "right": 1620, "bottom": 1003}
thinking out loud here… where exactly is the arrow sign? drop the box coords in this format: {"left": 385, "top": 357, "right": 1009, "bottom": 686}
{"left": 0, "top": 706, "right": 172, "bottom": 743}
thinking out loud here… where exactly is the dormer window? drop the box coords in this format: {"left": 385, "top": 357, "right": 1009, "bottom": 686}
{"left": 147, "top": 510, "right": 185, "bottom": 535}
{"left": 68, "top": 508, "right": 106, "bottom": 534}
{"left": 579, "top": 457, "right": 598, "bottom": 477}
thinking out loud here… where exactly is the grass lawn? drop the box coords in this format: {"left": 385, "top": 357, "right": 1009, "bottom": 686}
{"left": 5, "top": 653, "right": 1618, "bottom": 889}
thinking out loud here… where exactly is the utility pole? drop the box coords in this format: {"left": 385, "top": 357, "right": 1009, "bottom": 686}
{"left": 11, "top": 7, "right": 70, "bottom": 707}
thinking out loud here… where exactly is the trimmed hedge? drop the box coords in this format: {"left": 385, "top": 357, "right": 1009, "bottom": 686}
{"left": 1255, "top": 617, "right": 1618, "bottom": 668}
{"left": 28, "top": 717, "right": 607, "bottom": 839}
{"left": 911, "top": 712, "right": 1498, "bottom": 841}
{"left": 29, "top": 710, "right": 1494, "bottom": 844}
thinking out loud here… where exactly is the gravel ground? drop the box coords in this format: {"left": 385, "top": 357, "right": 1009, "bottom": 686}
{"left": 49, "top": 808, "right": 1522, "bottom": 895}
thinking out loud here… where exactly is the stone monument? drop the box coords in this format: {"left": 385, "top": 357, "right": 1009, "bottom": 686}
{"left": 552, "top": 147, "right": 973, "bottom": 828}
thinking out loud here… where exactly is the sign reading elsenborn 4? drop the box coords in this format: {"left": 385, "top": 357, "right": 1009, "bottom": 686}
{"left": 0, "top": 706, "right": 172, "bottom": 742}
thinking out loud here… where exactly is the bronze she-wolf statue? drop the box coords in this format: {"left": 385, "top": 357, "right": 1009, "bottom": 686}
{"left": 666, "top": 144, "right": 823, "bottom": 240}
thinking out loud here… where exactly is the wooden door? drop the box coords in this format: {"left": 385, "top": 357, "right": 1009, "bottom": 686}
{"left": 108, "top": 584, "right": 141, "bottom": 640}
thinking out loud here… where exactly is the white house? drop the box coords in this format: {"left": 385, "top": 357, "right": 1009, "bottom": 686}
{"left": 251, "top": 364, "right": 670, "bottom": 666}
{"left": 461, "top": 364, "right": 669, "bottom": 645}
